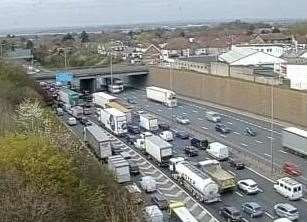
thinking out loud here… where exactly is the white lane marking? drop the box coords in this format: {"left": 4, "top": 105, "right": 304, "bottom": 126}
{"left": 241, "top": 143, "right": 248, "bottom": 147}
{"left": 220, "top": 134, "right": 227, "bottom": 138}
{"left": 265, "top": 212, "right": 274, "bottom": 219}
{"left": 182, "top": 112, "right": 187, "bottom": 115}
{"left": 264, "top": 153, "right": 271, "bottom": 157}
{"left": 302, "top": 198, "right": 307, "bottom": 203}
{"left": 228, "top": 171, "right": 236, "bottom": 176}
{"left": 193, "top": 110, "right": 198, "bottom": 113}
{"left": 279, "top": 150, "right": 287, "bottom": 154}
{"left": 198, "top": 117, "right": 203, "bottom": 121}
{"left": 246, "top": 167, "right": 275, "bottom": 183}
{"left": 267, "top": 136, "right": 275, "bottom": 140}
{"left": 227, "top": 121, "right": 233, "bottom": 125}
{"left": 255, "top": 140, "right": 263, "bottom": 144}
{"left": 201, "top": 126, "right": 208, "bottom": 130}
{"left": 233, "top": 131, "right": 240, "bottom": 135}
{"left": 235, "top": 191, "right": 243, "bottom": 197}
{"left": 157, "top": 109, "right": 162, "bottom": 112}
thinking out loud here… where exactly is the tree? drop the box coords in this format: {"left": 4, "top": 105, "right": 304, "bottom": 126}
{"left": 62, "top": 33, "right": 75, "bottom": 42}
{"left": 272, "top": 27, "right": 281, "bottom": 33}
{"left": 25, "top": 40, "right": 34, "bottom": 50}
{"left": 80, "top": 31, "right": 89, "bottom": 43}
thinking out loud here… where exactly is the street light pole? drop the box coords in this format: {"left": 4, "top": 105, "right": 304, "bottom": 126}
{"left": 270, "top": 80, "right": 274, "bottom": 174}
{"left": 170, "top": 63, "right": 174, "bottom": 122}
{"left": 110, "top": 51, "right": 113, "bottom": 91}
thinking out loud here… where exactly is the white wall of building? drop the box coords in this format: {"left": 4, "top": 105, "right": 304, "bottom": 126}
{"left": 233, "top": 45, "right": 286, "bottom": 57}
{"left": 287, "top": 64, "right": 307, "bottom": 90}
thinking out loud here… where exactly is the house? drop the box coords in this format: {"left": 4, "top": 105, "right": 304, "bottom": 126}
{"left": 142, "top": 44, "right": 161, "bottom": 65}
{"left": 219, "top": 47, "right": 287, "bottom": 75}
{"left": 294, "top": 36, "right": 307, "bottom": 50}
{"left": 251, "top": 33, "right": 293, "bottom": 45}
{"left": 232, "top": 44, "right": 287, "bottom": 57}
{"left": 160, "top": 37, "right": 192, "bottom": 60}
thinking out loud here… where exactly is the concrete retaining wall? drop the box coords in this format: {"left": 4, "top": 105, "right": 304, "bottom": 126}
{"left": 146, "top": 67, "right": 307, "bottom": 127}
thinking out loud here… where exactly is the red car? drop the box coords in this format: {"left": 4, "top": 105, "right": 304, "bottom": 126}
{"left": 282, "top": 162, "right": 302, "bottom": 176}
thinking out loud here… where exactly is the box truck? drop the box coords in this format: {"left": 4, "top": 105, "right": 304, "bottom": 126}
{"left": 84, "top": 123, "right": 112, "bottom": 161}
{"left": 146, "top": 86, "right": 177, "bottom": 107}
{"left": 93, "top": 92, "right": 117, "bottom": 108}
{"left": 145, "top": 135, "right": 172, "bottom": 166}
{"left": 206, "top": 142, "right": 229, "bottom": 160}
{"left": 71, "top": 106, "right": 83, "bottom": 120}
{"left": 108, "top": 155, "right": 130, "bottom": 183}
{"left": 169, "top": 202, "right": 198, "bottom": 222}
{"left": 139, "top": 113, "right": 158, "bottom": 131}
{"left": 98, "top": 108, "right": 127, "bottom": 135}
{"left": 282, "top": 127, "right": 307, "bottom": 157}
{"left": 58, "top": 88, "right": 79, "bottom": 106}
{"left": 106, "top": 101, "right": 133, "bottom": 123}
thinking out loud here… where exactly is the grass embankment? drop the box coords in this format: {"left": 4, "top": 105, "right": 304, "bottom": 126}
{"left": 0, "top": 60, "right": 141, "bottom": 221}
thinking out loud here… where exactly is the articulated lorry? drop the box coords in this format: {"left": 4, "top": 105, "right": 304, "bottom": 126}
{"left": 282, "top": 127, "right": 307, "bottom": 157}
{"left": 146, "top": 86, "right": 177, "bottom": 107}
{"left": 98, "top": 108, "right": 127, "bottom": 135}
{"left": 198, "top": 159, "right": 236, "bottom": 192}
{"left": 93, "top": 92, "right": 117, "bottom": 108}
{"left": 139, "top": 113, "right": 159, "bottom": 131}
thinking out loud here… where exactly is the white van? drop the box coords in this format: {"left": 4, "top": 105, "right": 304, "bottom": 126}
{"left": 273, "top": 177, "right": 303, "bottom": 200}
{"left": 205, "top": 111, "right": 221, "bottom": 123}
{"left": 206, "top": 142, "right": 229, "bottom": 160}
{"left": 67, "top": 117, "right": 77, "bottom": 126}
{"left": 140, "top": 176, "right": 157, "bottom": 193}
{"left": 159, "top": 130, "right": 173, "bottom": 142}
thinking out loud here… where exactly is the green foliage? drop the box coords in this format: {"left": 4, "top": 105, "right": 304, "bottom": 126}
{"left": 290, "top": 22, "right": 307, "bottom": 35}
{"left": 80, "top": 31, "right": 90, "bottom": 43}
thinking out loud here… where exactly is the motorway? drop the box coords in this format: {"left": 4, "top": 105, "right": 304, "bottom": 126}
{"left": 118, "top": 88, "right": 307, "bottom": 183}
{"left": 59, "top": 90, "right": 307, "bottom": 222}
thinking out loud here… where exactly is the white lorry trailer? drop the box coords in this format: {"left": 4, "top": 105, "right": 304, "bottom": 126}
{"left": 145, "top": 135, "right": 173, "bottom": 167}
{"left": 71, "top": 106, "right": 83, "bottom": 120}
{"left": 144, "top": 205, "right": 163, "bottom": 222}
{"left": 206, "top": 142, "right": 229, "bottom": 160}
{"left": 84, "top": 123, "right": 112, "bottom": 161}
{"left": 98, "top": 108, "right": 127, "bottom": 135}
{"left": 108, "top": 155, "right": 130, "bottom": 183}
{"left": 93, "top": 92, "right": 117, "bottom": 108}
{"left": 146, "top": 86, "right": 177, "bottom": 107}
{"left": 139, "top": 113, "right": 159, "bottom": 131}
{"left": 169, "top": 202, "right": 198, "bottom": 222}
{"left": 171, "top": 161, "right": 220, "bottom": 203}
{"left": 282, "top": 127, "right": 307, "bottom": 157}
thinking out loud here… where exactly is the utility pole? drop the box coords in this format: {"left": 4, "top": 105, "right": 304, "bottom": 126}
{"left": 64, "top": 50, "right": 67, "bottom": 69}
{"left": 110, "top": 51, "right": 113, "bottom": 91}
{"left": 170, "top": 63, "right": 174, "bottom": 122}
{"left": 270, "top": 79, "right": 274, "bottom": 174}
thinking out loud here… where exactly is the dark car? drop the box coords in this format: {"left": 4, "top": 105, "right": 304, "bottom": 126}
{"left": 127, "top": 98, "right": 137, "bottom": 104}
{"left": 151, "top": 193, "right": 168, "bottom": 210}
{"left": 215, "top": 124, "right": 231, "bottom": 134}
{"left": 80, "top": 117, "right": 92, "bottom": 126}
{"left": 245, "top": 127, "right": 256, "bottom": 137}
{"left": 175, "top": 131, "right": 189, "bottom": 139}
{"left": 228, "top": 157, "right": 245, "bottom": 170}
{"left": 158, "top": 123, "right": 170, "bottom": 131}
{"left": 190, "top": 138, "right": 208, "bottom": 150}
{"left": 127, "top": 159, "right": 140, "bottom": 175}
{"left": 127, "top": 125, "right": 140, "bottom": 134}
{"left": 219, "top": 206, "right": 242, "bottom": 221}
{"left": 125, "top": 134, "right": 137, "bottom": 145}
{"left": 184, "top": 146, "right": 199, "bottom": 157}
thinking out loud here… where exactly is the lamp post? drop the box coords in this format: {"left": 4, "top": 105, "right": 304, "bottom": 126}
{"left": 170, "top": 62, "right": 174, "bottom": 122}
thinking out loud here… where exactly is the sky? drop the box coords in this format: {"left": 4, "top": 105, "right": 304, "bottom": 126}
{"left": 0, "top": 0, "right": 306, "bottom": 30}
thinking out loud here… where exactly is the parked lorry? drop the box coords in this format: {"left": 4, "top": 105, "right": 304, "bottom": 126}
{"left": 98, "top": 108, "right": 127, "bottom": 135}
{"left": 108, "top": 155, "right": 130, "bottom": 183}
{"left": 144, "top": 205, "right": 163, "bottom": 222}
{"left": 140, "top": 176, "right": 157, "bottom": 192}
{"left": 93, "top": 92, "right": 117, "bottom": 108}
{"left": 145, "top": 135, "right": 173, "bottom": 166}
{"left": 139, "top": 113, "right": 159, "bottom": 131}
{"left": 198, "top": 159, "right": 236, "bottom": 192}
{"left": 58, "top": 88, "right": 79, "bottom": 106}
{"left": 84, "top": 123, "right": 112, "bottom": 160}
{"left": 282, "top": 127, "right": 307, "bottom": 157}
{"left": 71, "top": 106, "right": 83, "bottom": 119}
{"left": 169, "top": 202, "right": 198, "bottom": 222}
{"left": 146, "top": 86, "right": 177, "bottom": 107}
{"left": 171, "top": 160, "right": 220, "bottom": 203}
{"left": 206, "top": 142, "right": 229, "bottom": 160}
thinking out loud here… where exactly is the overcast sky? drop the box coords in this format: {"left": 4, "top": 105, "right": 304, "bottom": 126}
{"left": 0, "top": 0, "right": 306, "bottom": 30}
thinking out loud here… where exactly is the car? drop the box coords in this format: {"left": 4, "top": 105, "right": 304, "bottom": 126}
{"left": 158, "top": 123, "right": 170, "bottom": 131}
{"left": 151, "top": 193, "right": 168, "bottom": 210}
{"left": 127, "top": 159, "right": 140, "bottom": 175}
{"left": 176, "top": 116, "right": 190, "bottom": 125}
{"left": 175, "top": 131, "right": 189, "bottom": 139}
{"left": 273, "top": 218, "right": 292, "bottom": 222}
{"left": 205, "top": 111, "right": 221, "bottom": 123}
{"left": 184, "top": 146, "right": 199, "bottom": 157}
{"left": 282, "top": 162, "right": 302, "bottom": 176}
{"left": 127, "top": 98, "right": 137, "bottom": 104}
{"left": 244, "top": 127, "right": 256, "bottom": 136}
{"left": 219, "top": 206, "right": 242, "bottom": 221}
{"left": 127, "top": 124, "right": 140, "bottom": 134}
{"left": 228, "top": 157, "right": 245, "bottom": 170}
{"left": 274, "top": 203, "right": 299, "bottom": 221}
{"left": 237, "top": 179, "right": 260, "bottom": 194}
{"left": 80, "top": 116, "right": 92, "bottom": 126}
{"left": 159, "top": 131, "right": 173, "bottom": 141}
{"left": 242, "top": 202, "right": 264, "bottom": 218}
{"left": 67, "top": 117, "right": 77, "bottom": 126}
{"left": 124, "top": 134, "right": 137, "bottom": 145}
{"left": 137, "top": 109, "right": 145, "bottom": 114}
{"left": 215, "top": 124, "right": 231, "bottom": 134}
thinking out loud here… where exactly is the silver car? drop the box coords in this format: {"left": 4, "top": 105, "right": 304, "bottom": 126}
{"left": 242, "top": 202, "right": 264, "bottom": 218}
{"left": 175, "top": 116, "right": 190, "bottom": 125}
{"left": 274, "top": 203, "right": 299, "bottom": 221}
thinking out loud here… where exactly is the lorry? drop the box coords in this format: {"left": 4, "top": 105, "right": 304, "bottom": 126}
{"left": 144, "top": 205, "right": 163, "bottom": 222}
{"left": 139, "top": 113, "right": 159, "bottom": 131}
{"left": 93, "top": 92, "right": 117, "bottom": 108}
{"left": 108, "top": 155, "right": 131, "bottom": 183}
{"left": 282, "top": 127, "right": 307, "bottom": 157}
{"left": 190, "top": 138, "right": 209, "bottom": 150}
{"left": 171, "top": 160, "right": 220, "bottom": 203}
{"left": 159, "top": 130, "right": 173, "bottom": 141}
{"left": 98, "top": 108, "right": 127, "bottom": 135}
{"left": 146, "top": 86, "right": 177, "bottom": 107}
{"left": 84, "top": 123, "right": 112, "bottom": 160}
{"left": 58, "top": 88, "right": 79, "bottom": 106}
{"left": 71, "top": 106, "right": 83, "bottom": 120}
{"left": 140, "top": 176, "right": 157, "bottom": 192}
{"left": 198, "top": 159, "right": 236, "bottom": 192}
{"left": 169, "top": 202, "right": 198, "bottom": 222}
{"left": 106, "top": 101, "right": 133, "bottom": 123}
{"left": 206, "top": 142, "right": 229, "bottom": 160}
{"left": 145, "top": 135, "right": 173, "bottom": 166}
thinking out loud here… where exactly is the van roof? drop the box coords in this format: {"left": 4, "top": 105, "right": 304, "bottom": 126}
{"left": 277, "top": 177, "right": 302, "bottom": 186}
